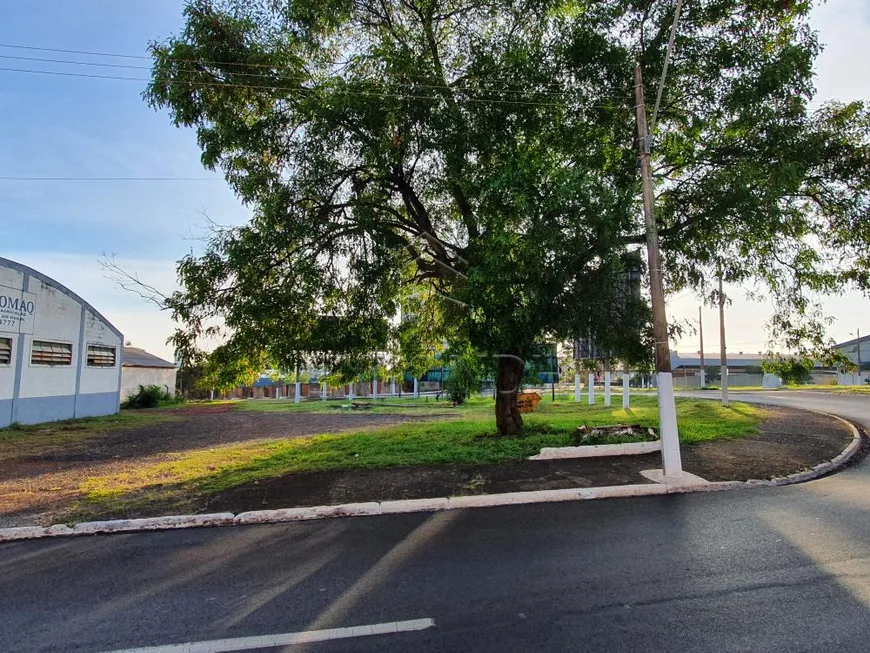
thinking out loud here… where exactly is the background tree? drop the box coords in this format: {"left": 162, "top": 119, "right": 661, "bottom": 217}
{"left": 762, "top": 355, "right": 815, "bottom": 386}
{"left": 147, "top": 0, "right": 869, "bottom": 434}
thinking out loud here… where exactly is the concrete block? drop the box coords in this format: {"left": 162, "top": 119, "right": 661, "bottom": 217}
{"left": 0, "top": 526, "right": 47, "bottom": 542}
{"left": 43, "top": 524, "right": 73, "bottom": 537}
{"left": 380, "top": 498, "right": 450, "bottom": 514}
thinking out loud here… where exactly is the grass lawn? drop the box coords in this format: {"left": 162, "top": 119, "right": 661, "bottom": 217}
{"left": 77, "top": 396, "right": 764, "bottom": 516}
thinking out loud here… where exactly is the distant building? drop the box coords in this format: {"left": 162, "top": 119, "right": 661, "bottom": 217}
{"left": 121, "top": 347, "right": 177, "bottom": 400}
{"left": 1, "top": 257, "right": 123, "bottom": 427}
{"left": 833, "top": 334, "right": 870, "bottom": 370}
{"left": 671, "top": 352, "right": 766, "bottom": 373}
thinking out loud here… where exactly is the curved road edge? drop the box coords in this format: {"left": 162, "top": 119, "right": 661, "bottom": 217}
{"left": 0, "top": 403, "right": 864, "bottom": 544}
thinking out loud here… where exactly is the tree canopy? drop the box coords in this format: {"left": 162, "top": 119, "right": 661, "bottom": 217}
{"left": 147, "top": 0, "right": 869, "bottom": 434}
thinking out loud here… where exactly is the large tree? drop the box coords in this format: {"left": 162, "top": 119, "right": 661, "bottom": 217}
{"left": 147, "top": 0, "right": 868, "bottom": 434}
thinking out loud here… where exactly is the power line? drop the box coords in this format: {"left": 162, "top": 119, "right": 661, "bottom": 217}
{"left": 0, "top": 176, "right": 218, "bottom": 181}
{"left": 0, "top": 66, "right": 628, "bottom": 108}
{"left": 0, "top": 53, "right": 621, "bottom": 100}
{"left": 0, "top": 42, "right": 632, "bottom": 100}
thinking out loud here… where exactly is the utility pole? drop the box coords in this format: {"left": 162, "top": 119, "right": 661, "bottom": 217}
{"left": 634, "top": 64, "right": 682, "bottom": 477}
{"left": 857, "top": 328, "right": 862, "bottom": 372}
{"left": 698, "top": 306, "right": 706, "bottom": 388}
{"left": 718, "top": 275, "right": 729, "bottom": 406}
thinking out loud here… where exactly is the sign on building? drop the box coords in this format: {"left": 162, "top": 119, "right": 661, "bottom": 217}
{"left": 0, "top": 285, "right": 36, "bottom": 334}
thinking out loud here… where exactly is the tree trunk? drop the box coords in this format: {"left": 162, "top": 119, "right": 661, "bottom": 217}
{"left": 495, "top": 354, "right": 524, "bottom": 436}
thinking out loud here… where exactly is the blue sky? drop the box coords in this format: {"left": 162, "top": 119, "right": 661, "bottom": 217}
{"left": 1, "top": 0, "right": 869, "bottom": 361}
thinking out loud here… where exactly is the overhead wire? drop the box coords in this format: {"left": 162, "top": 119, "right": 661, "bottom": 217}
{"left": 0, "top": 65, "right": 632, "bottom": 108}
{"left": 0, "top": 42, "right": 632, "bottom": 102}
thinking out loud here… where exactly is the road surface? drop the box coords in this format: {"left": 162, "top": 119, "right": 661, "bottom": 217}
{"left": 1, "top": 391, "right": 868, "bottom": 652}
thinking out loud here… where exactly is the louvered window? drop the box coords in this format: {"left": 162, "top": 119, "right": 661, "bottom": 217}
{"left": 0, "top": 337, "right": 11, "bottom": 365}
{"left": 87, "top": 345, "right": 116, "bottom": 368}
{"left": 31, "top": 340, "right": 72, "bottom": 366}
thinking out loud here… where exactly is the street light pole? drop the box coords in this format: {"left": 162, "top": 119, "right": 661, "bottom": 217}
{"left": 634, "top": 64, "right": 682, "bottom": 477}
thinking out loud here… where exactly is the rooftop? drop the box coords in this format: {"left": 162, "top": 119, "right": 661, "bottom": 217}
{"left": 122, "top": 347, "right": 176, "bottom": 369}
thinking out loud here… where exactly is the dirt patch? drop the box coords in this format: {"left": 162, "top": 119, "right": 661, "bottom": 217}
{"left": 0, "top": 404, "right": 857, "bottom": 526}
{"left": 200, "top": 406, "right": 855, "bottom": 515}
{"left": 682, "top": 406, "right": 853, "bottom": 481}
{"left": 0, "top": 409, "right": 452, "bottom": 527}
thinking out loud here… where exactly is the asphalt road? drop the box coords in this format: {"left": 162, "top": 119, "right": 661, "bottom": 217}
{"left": 1, "top": 391, "right": 869, "bottom": 653}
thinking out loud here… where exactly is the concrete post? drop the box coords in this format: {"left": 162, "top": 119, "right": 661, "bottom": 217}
{"left": 349, "top": 382, "right": 354, "bottom": 401}
{"left": 391, "top": 377, "right": 396, "bottom": 396}
{"left": 604, "top": 371, "right": 611, "bottom": 407}
{"left": 588, "top": 373, "right": 595, "bottom": 405}
{"left": 657, "top": 372, "right": 683, "bottom": 476}
{"left": 373, "top": 377, "right": 378, "bottom": 401}
{"left": 622, "top": 373, "right": 630, "bottom": 409}
{"left": 413, "top": 377, "right": 419, "bottom": 398}
{"left": 574, "top": 373, "right": 581, "bottom": 402}
{"left": 321, "top": 381, "right": 327, "bottom": 401}
{"left": 294, "top": 381, "right": 301, "bottom": 404}
{"left": 699, "top": 369, "right": 706, "bottom": 388}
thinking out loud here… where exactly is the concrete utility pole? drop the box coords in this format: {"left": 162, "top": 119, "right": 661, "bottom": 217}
{"left": 634, "top": 64, "right": 682, "bottom": 477}
{"left": 699, "top": 306, "right": 706, "bottom": 388}
{"left": 719, "top": 275, "right": 729, "bottom": 406}
{"left": 857, "top": 328, "right": 862, "bottom": 372}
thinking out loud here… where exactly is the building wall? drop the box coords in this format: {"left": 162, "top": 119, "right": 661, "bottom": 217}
{"left": 121, "top": 367, "right": 177, "bottom": 400}
{"left": 0, "top": 258, "right": 122, "bottom": 427}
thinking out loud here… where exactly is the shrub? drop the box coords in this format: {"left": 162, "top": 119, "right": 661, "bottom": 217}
{"left": 123, "top": 385, "right": 176, "bottom": 409}
{"left": 443, "top": 350, "right": 481, "bottom": 405}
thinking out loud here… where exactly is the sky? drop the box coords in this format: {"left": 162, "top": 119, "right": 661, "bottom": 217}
{"left": 1, "top": 0, "right": 869, "bottom": 362}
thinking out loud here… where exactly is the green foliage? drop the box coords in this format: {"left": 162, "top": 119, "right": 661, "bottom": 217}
{"left": 443, "top": 346, "right": 482, "bottom": 404}
{"left": 703, "top": 365, "right": 721, "bottom": 384}
{"left": 197, "top": 344, "right": 265, "bottom": 392}
{"left": 145, "top": 0, "right": 870, "bottom": 432}
{"left": 123, "top": 385, "right": 178, "bottom": 409}
{"left": 762, "top": 355, "right": 815, "bottom": 385}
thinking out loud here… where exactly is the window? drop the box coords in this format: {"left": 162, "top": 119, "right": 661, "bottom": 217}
{"left": 31, "top": 340, "right": 72, "bottom": 366}
{"left": 87, "top": 344, "right": 116, "bottom": 368}
{"left": 0, "top": 337, "right": 11, "bottom": 365}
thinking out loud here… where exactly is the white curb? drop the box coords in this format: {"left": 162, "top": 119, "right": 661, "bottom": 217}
{"left": 530, "top": 440, "right": 661, "bottom": 460}
{"left": 0, "top": 415, "right": 862, "bottom": 544}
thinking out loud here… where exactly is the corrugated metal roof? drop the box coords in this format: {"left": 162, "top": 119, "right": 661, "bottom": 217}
{"left": 122, "top": 347, "right": 176, "bottom": 369}
{"left": 672, "top": 352, "right": 766, "bottom": 368}
{"left": 834, "top": 333, "right": 870, "bottom": 349}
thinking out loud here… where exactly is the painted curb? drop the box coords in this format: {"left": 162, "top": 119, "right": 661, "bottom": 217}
{"left": 531, "top": 440, "right": 661, "bottom": 460}
{"left": 0, "top": 414, "right": 862, "bottom": 544}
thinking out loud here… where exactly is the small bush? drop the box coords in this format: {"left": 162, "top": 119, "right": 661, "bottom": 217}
{"left": 123, "top": 385, "right": 176, "bottom": 409}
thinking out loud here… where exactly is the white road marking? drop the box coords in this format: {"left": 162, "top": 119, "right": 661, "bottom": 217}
{"left": 105, "top": 618, "right": 435, "bottom": 653}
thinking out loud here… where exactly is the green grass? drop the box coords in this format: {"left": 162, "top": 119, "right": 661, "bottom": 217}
{"left": 237, "top": 395, "right": 469, "bottom": 415}
{"left": 79, "top": 397, "right": 765, "bottom": 514}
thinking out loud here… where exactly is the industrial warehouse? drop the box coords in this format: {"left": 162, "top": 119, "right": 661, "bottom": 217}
{"left": 0, "top": 256, "right": 124, "bottom": 427}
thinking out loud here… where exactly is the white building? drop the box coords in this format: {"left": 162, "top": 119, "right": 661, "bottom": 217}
{"left": 121, "top": 346, "right": 177, "bottom": 400}
{"left": 0, "top": 257, "right": 123, "bottom": 427}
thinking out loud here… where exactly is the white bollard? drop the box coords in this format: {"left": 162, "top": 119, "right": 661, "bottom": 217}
{"left": 294, "top": 381, "right": 301, "bottom": 404}
{"left": 373, "top": 377, "right": 378, "bottom": 401}
{"left": 349, "top": 382, "right": 355, "bottom": 401}
{"left": 604, "top": 371, "right": 611, "bottom": 407}
{"left": 413, "top": 377, "right": 419, "bottom": 398}
{"left": 588, "top": 373, "right": 595, "bottom": 405}
{"left": 321, "top": 381, "right": 327, "bottom": 401}
{"left": 657, "top": 372, "right": 683, "bottom": 476}
{"left": 574, "top": 373, "right": 581, "bottom": 403}
{"left": 391, "top": 378, "right": 396, "bottom": 396}
{"left": 622, "top": 373, "right": 630, "bottom": 409}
